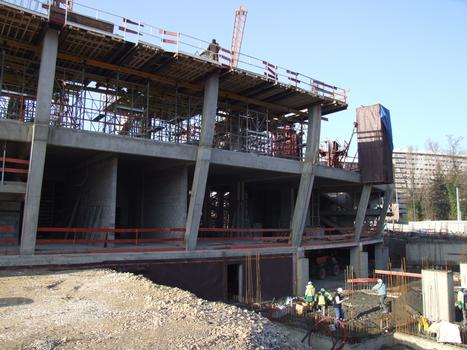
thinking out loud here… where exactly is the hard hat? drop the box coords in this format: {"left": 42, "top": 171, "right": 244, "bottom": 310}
{"left": 307, "top": 281, "right": 312, "bottom": 285}
{"left": 337, "top": 287, "right": 343, "bottom": 293}
{"left": 378, "top": 279, "right": 383, "bottom": 283}
{"left": 320, "top": 288, "right": 325, "bottom": 292}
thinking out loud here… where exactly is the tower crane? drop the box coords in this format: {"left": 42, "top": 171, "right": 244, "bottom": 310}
{"left": 230, "top": 5, "right": 248, "bottom": 68}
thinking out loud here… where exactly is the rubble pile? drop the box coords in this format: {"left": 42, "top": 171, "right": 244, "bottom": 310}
{"left": 0, "top": 270, "right": 306, "bottom": 350}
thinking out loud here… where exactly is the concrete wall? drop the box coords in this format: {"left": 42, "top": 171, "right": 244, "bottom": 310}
{"left": 70, "top": 157, "right": 118, "bottom": 229}
{"left": 406, "top": 241, "right": 467, "bottom": 266}
{"left": 143, "top": 166, "right": 188, "bottom": 233}
{"left": 116, "top": 254, "right": 293, "bottom": 302}
{"left": 391, "top": 221, "right": 467, "bottom": 234}
{"left": 422, "top": 269, "right": 454, "bottom": 322}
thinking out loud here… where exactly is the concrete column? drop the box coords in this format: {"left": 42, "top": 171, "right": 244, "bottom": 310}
{"left": 354, "top": 184, "right": 372, "bottom": 242}
{"left": 143, "top": 166, "right": 188, "bottom": 232}
{"left": 20, "top": 29, "right": 59, "bottom": 255}
{"left": 293, "top": 248, "right": 309, "bottom": 296}
{"left": 376, "top": 185, "right": 394, "bottom": 236}
{"left": 374, "top": 243, "right": 389, "bottom": 270}
{"left": 185, "top": 73, "right": 219, "bottom": 251}
{"left": 290, "top": 104, "right": 321, "bottom": 247}
{"left": 422, "top": 269, "right": 454, "bottom": 322}
{"left": 350, "top": 244, "right": 369, "bottom": 278}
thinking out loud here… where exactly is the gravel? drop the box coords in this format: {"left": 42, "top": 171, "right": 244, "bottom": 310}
{"left": 0, "top": 269, "right": 307, "bottom": 350}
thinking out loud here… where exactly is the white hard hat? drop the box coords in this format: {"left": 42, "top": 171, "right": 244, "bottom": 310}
{"left": 307, "top": 281, "right": 312, "bottom": 285}
{"left": 378, "top": 279, "right": 383, "bottom": 283}
{"left": 337, "top": 287, "right": 343, "bottom": 293}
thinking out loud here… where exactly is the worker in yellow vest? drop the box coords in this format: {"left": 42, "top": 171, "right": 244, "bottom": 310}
{"left": 304, "top": 281, "right": 316, "bottom": 307}
{"left": 317, "top": 290, "right": 327, "bottom": 316}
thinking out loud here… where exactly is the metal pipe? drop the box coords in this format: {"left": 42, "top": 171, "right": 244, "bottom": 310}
{"left": 0, "top": 50, "right": 4, "bottom": 95}
{"left": 1, "top": 142, "right": 5, "bottom": 184}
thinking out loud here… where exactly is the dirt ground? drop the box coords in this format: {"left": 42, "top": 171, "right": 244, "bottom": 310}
{"left": 0, "top": 269, "right": 309, "bottom": 350}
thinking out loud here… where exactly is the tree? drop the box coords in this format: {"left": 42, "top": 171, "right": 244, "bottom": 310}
{"left": 426, "top": 169, "right": 450, "bottom": 220}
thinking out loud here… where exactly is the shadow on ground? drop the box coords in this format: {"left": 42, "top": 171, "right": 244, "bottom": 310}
{"left": 0, "top": 297, "right": 33, "bottom": 307}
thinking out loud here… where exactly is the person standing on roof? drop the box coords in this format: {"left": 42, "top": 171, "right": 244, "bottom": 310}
{"left": 372, "top": 278, "right": 388, "bottom": 313}
{"left": 207, "top": 39, "right": 220, "bottom": 61}
{"left": 304, "top": 281, "right": 315, "bottom": 306}
{"left": 333, "top": 287, "right": 348, "bottom": 321}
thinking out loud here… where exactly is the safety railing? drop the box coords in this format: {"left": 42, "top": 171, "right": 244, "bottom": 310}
{"left": 0, "top": 0, "right": 49, "bottom": 15}
{"left": 0, "top": 225, "right": 17, "bottom": 245}
{"left": 302, "top": 227, "right": 355, "bottom": 246}
{"left": 0, "top": 153, "right": 29, "bottom": 183}
{"left": 18, "top": 0, "right": 347, "bottom": 104}
{"left": 35, "top": 227, "right": 185, "bottom": 253}
{"left": 198, "top": 227, "right": 291, "bottom": 250}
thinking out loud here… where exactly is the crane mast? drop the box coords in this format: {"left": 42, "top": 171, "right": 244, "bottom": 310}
{"left": 230, "top": 5, "right": 247, "bottom": 68}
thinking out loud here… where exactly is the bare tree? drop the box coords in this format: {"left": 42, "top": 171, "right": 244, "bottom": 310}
{"left": 425, "top": 138, "right": 440, "bottom": 154}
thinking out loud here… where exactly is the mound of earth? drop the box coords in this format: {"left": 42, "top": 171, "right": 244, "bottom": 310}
{"left": 0, "top": 269, "right": 307, "bottom": 350}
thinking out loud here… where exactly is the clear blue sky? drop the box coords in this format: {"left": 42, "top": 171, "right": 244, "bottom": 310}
{"left": 76, "top": 0, "right": 467, "bottom": 153}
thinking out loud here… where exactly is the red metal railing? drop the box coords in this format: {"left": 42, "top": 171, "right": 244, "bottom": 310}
{"left": 2, "top": 0, "right": 346, "bottom": 103}
{"left": 0, "top": 225, "right": 17, "bottom": 245}
{"left": 0, "top": 156, "right": 29, "bottom": 183}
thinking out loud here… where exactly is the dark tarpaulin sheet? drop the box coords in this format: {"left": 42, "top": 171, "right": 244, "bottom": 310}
{"left": 380, "top": 105, "right": 393, "bottom": 152}
{"left": 357, "top": 104, "right": 394, "bottom": 184}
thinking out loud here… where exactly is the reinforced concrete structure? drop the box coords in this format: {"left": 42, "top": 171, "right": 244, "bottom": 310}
{"left": 0, "top": 0, "right": 393, "bottom": 300}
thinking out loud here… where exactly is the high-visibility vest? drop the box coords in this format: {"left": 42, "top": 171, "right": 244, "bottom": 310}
{"left": 305, "top": 285, "right": 315, "bottom": 297}
{"left": 318, "top": 294, "right": 326, "bottom": 306}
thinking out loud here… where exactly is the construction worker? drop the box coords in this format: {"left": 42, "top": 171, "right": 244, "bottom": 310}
{"left": 317, "top": 290, "right": 327, "bottom": 316}
{"left": 207, "top": 39, "right": 220, "bottom": 61}
{"left": 321, "top": 288, "right": 333, "bottom": 305}
{"left": 457, "top": 287, "right": 467, "bottom": 324}
{"left": 333, "top": 287, "right": 348, "bottom": 321}
{"left": 372, "top": 278, "right": 388, "bottom": 313}
{"left": 304, "top": 281, "right": 315, "bottom": 306}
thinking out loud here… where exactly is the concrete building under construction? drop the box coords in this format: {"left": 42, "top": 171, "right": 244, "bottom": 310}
{"left": 0, "top": 0, "right": 394, "bottom": 301}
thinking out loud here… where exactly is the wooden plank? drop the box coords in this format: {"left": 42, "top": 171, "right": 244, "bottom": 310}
{"left": 374, "top": 269, "right": 422, "bottom": 278}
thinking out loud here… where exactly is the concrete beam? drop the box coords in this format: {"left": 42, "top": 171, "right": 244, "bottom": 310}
{"left": 48, "top": 128, "right": 197, "bottom": 162}
{"left": 0, "top": 181, "right": 26, "bottom": 195}
{"left": 376, "top": 185, "right": 394, "bottom": 236}
{"left": 290, "top": 104, "right": 321, "bottom": 247}
{"left": 0, "top": 120, "right": 32, "bottom": 142}
{"left": 0, "top": 246, "right": 296, "bottom": 267}
{"left": 20, "top": 29, "right": 59, "bottom": 255}
{"left": 354, "top": 184, "right": 372, "bottom": 242}
{"left": 185, "top": 73, "right": 219, "bottom": 251}
{"left": 315, "top": 165, "right": 361, "bottom": 183}
{"left": 210, "top": 148, "right": 302, "bottom": 174}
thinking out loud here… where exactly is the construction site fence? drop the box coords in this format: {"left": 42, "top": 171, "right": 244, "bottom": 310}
{"left": 2, "top": 0, "right": 346, "bottom": 104}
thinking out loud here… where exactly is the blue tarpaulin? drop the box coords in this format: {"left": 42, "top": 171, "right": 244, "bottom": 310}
{"left": 380, "top": 105, "right": 393, "bottom": 152}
